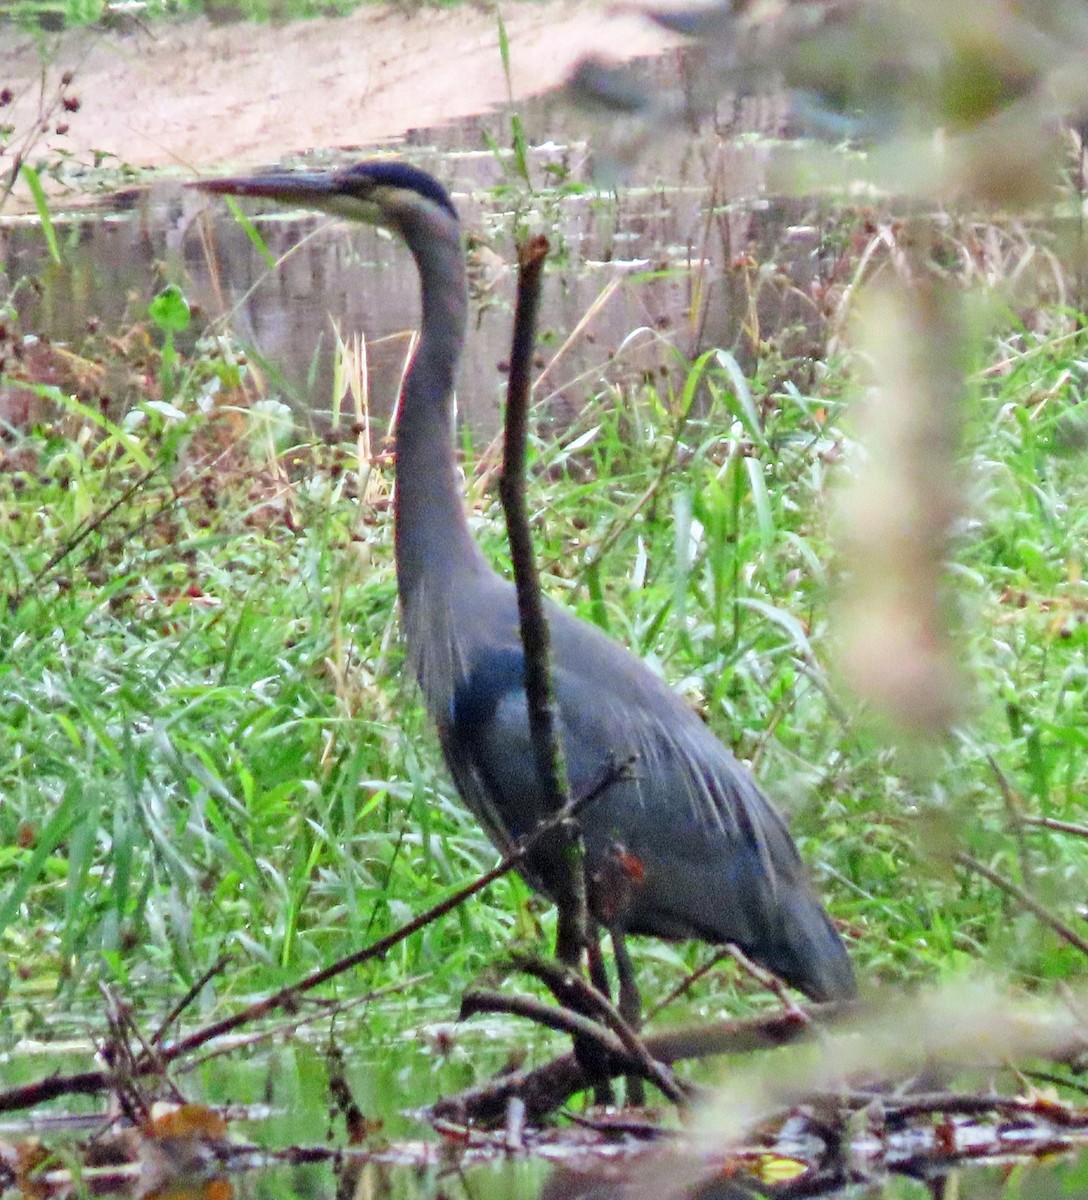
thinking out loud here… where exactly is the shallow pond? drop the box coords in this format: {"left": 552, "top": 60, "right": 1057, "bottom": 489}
{"left": 0, "top": 59, "right": 843, "bottom": 436}
{"left": 5, "top": 48, "right": 1076, "bottom": 1200}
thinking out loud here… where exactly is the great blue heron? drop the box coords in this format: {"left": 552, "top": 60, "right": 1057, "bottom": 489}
{"left": 197, "top": 161, "right": 857, "bottom": 1022}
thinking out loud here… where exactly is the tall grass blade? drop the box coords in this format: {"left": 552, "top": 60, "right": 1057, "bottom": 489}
{"left": 225, "top": 195, "right": 276, "bottom": 269}
{"left": 0, "top": 785, "right": 82, "bottom": 942}
{"left": 21, "top": 165, "right": 62, "bottom": 266}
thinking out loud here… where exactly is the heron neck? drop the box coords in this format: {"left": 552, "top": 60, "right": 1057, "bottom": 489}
{"left": 394, "top": 210, "right": 486, "bottom": 612}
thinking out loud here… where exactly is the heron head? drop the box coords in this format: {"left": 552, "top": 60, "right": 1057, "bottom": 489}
{"left": 194, "top": 160, "right": 458, "bottom": 231}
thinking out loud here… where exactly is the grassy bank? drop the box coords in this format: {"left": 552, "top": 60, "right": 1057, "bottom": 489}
{"left": 1, "top": 251, "right": 1087, "bottom": 1059}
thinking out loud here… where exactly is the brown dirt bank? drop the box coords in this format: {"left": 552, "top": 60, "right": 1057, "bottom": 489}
{"left": 5, "top": 2, "right": 671, "bottom": 175}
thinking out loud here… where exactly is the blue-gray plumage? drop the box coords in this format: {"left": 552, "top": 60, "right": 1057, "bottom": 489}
{"left": 197, "top": 161, "right": 857, "bottom": 1006}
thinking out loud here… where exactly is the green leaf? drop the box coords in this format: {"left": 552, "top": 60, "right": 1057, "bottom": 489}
{"left": 22, "top": 383, "right": 153, "bottom": 469}
{"left": 714, "top": 349, "right": 768, "bottom": 449}
{"left": 149, "top": 284, "right": 192, "bottom": 334}
{"left": 496, "top": 9, "right": 512, "bottom": 95}
{"left": 21, "top": 164, "right": 61, "bottom": 266}
{"left": 224, "top": 195, "right": 277, "bottom": 269}
{"left": 737, "top": 596, "right": 816, "bottom": 661}
{"left": 511, "top": 113, "right": 531, "bottom": 187}
{"left": 743, "top": 454, "right": 774, "bottom": 548}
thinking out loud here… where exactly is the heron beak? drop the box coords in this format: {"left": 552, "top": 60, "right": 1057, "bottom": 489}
{"left": 192, "top": 170, "right": 338, "bottom": 204}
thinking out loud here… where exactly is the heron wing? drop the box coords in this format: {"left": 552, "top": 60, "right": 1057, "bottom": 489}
{"left": 423, "top": 576, "right": 855, "bottom": 999}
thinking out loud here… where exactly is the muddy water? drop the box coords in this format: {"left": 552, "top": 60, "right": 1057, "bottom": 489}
{"left": 0, "top": 81, "right": 834, "bottom": 435}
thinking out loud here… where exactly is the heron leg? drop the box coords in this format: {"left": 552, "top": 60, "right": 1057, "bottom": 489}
{"left": 587, "top": 933, "right": 611, "bottom": 998}
{"left": 613, "top": 931, "right": 641, "bottom": 1027}
{"left": 613, "top": 930, "right": 645, "bottom": 1107}
{"left": 578, "top": 922, "right": 614, "bottom": 1106}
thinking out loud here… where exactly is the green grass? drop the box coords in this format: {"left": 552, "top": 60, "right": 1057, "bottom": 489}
{"left": 0, "top": 214, "right": 1087, "bottom": 1128}
{"left": 0, "top": 0, "right": 454, "bottom": 33}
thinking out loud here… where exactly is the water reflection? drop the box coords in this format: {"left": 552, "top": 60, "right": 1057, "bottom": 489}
{"left": 232, "top": 1156, "right": 552, "bottom": 1200}
{"left": 1, "top": 126, "right": 834, "bottom": 436}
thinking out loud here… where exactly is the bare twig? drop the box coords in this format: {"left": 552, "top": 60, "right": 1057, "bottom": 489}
{"left": 508, "top": 954, "right": 687, "bottom": 1104}
{"left": 177, "top": 977, "right": 427, "bottom": 1075}
{"left": 499, "top": 234, "right": 564, "bottom": 807}
{"left": 2, "top": 56, "right": 94, "bottom": 203}
{"left": 957, "top": 851, "right": 1088, "bottom": 959}
{"left": 1021, "top": 1069, "right": 1088, "bottom": 1099}
{"left": 152, "top": 955, "right": 232, "bottom": 1047}
{"left": 645, "top": 947, "right": 735, "bottom": 1022}
{"left": 460, "top": 988, "right": 627, "bottom": 1060}
{"left": 97, "top": 986, "right": 155, "bottom": 1125}
{"left": 724, "top": 945, "right": 809, "bottom": 1020}
{"left": 1020, "top": 816, "right": 1088, "bottom": 841}
{"left": 6, "top": 463, "right": 159, "bottom": 613}
{"left": 645, "top": 944, "right": 808, "bottom": 1026}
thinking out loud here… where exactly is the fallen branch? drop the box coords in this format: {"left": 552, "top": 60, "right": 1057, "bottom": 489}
{"left": 431, "top": 1002, "right": 848, "bottom": 1125}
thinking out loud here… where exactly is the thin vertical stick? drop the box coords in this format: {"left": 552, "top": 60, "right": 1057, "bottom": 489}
{"left": 497, "top": 234, "right": 588, "bottom": 966}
